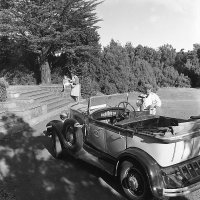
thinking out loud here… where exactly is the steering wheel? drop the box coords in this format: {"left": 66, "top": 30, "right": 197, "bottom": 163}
{"left": 117, "top": 101, "right": 136, "bottom": 120}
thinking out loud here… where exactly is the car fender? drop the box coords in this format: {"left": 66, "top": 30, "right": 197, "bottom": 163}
{"left": 116, "top": 147, "right": 164, "bottom": 198}
{"left": 46, "top": 120, "right": 64, "bottom": 134}
{"left": 46, "top": 120, "right": 70, "bottom": 149}
{"left": 46, "top": 119, "right": 83, "bottom": 151}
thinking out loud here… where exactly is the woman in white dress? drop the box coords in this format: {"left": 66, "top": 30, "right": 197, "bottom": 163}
{"left": 70, "top": 74, "right": 81, "bottom": 102}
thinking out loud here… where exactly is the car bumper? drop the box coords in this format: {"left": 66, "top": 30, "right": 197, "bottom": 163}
{"left": 162, "top": 181, "right": 200, "bottom": 197}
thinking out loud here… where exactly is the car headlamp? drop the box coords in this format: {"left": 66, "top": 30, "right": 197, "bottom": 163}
{"left": 161, "top": 166, "right": 189, "bottom": 189}
{"left": 60, "top": 110, "right": 69, "bottom": 120}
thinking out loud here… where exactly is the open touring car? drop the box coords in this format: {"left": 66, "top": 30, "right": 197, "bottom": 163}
{"left": 44, "top": 93, "right": 200, "bottom": 200}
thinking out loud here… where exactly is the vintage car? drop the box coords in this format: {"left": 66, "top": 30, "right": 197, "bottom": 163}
{"left": 44, "top": 93, "right": 200, "bottom": 200}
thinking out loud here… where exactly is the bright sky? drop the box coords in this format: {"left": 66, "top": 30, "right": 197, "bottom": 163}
{"left": 96, "top": 0, "right": 200, "bottom": 51}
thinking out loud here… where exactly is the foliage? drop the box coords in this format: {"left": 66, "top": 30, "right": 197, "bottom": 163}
{"left": 78, "top": 62, "right": 99, "bottom": 98}
{"left": 80, "top": 76, "right": 100, "bottom": 98}
{"left": 98, "top": 40, "right": 132, "bottom": 94}
{"left": 176, "top": 73, "right": 191, "bottom": 88}
{"left": 0, "top": 0, "right": 102, "bottom": 84}
{"left": 0, "top": 86, "right": 7, "bottom": 102}
{"left": 131, "top": 58, "right": 157, "bottom": 92}
{"left": 153, "top": 67, "right": 165, "bottom": 88}
{"left": 0, "top": 0, "right": 199, "bottom": 95}
{"left": 174, "top": 44, "right": 200, "bottom": 87}
{"left": 89, "top": 40, "right": 193, "bottom": 95}
{"left": 51, "top": 67, "right": 63, "bottom": 84}
{"left": 0, "top": 77, "right": 8, "bottom": 102}
{"left": 0, "top": 36, "right": 25, "bottom": 72}
{"left": 0, "top": 66, "right": 36, "bottom": 85}
{"left": 0, "top": 77, "right": 9, "bottom": 88}
{"left": 159, "top": 44, "right": 176, "bottom": 66}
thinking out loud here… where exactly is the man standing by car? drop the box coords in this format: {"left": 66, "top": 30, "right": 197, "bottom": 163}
{"left": 136, "top": 84, "right": 161, "bottom": 114}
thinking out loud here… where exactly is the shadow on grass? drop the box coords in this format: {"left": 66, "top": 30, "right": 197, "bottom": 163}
{"left": 0, "top": 112, "right": 193, "bottom": 200}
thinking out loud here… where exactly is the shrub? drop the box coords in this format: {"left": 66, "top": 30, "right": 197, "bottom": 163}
{"left": 0, "top": 77, "right": 9, "bottom": 88}
{"left": 51, "top": 67, "right": 63, "bottom": 84}
{"left": 80, "top": 76, "right": 100, "bottom": 98}
{"left": 0, "top": 66, "right": 36, "bottom": 85}
{"left": 0, "top": 77, "right": 8, "bottom": 102}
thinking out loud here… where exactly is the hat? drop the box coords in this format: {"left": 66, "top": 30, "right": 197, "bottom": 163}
{"left": 144, "top": 84, "right": 153, "bottom": 90}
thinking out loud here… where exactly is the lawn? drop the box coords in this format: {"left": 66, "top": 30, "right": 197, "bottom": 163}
{"left": 128, "top": 87, "right": 200, "bottom": 119}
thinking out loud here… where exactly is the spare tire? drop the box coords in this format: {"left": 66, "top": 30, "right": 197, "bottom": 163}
{"left": 62, "top": 119, "right": 83, "bottom": 153}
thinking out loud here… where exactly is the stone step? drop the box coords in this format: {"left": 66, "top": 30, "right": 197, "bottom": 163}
{"left": 29, "top": 90, "right": 72, "bottom": 105}
{"left": 2, "top": 84, "right": 77, "bottom": 126}
{"left": 7, "top": 85, "right": 40, "bottom": 91}
{"left": 16, "top": 89, "right": 48, "bottom": 98}
{"left": 48, "top": 101, "right": 71, "bottom": 112}
{"left": 39, "top": 95, "right": 60, "bottom": 104}
{"left": 5, "top": 92, "right": 58, "bottom": 108}
{"left": 8, "top": 88, "right": 45, "bottom": 98}
{"left": 42, "top": 96, "right": 65, "bottom": 105}
{"left": 40, "top": 95, "right": 71, "bottom": 105}
{"left": 8, "top": 88, "right": 70, "bottom": 104}
{"left": 47, "top": 98, "right": 71, "bottom": 112}
{"left": 27, "top": 91, "right": 54, "bottom": 101}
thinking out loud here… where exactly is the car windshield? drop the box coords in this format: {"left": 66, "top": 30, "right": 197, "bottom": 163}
{"left": 88, "top": 93, "right": 128, "bottom": 113}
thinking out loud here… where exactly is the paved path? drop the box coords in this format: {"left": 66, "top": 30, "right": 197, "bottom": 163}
{"left": 0, "top": 113, "right": 127, "bottom": 200}
{"left": 0, "top": 113, "right": 200, "bottom": 200}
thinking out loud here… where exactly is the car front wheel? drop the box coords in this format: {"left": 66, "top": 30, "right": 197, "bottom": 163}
{"left": 119, "top": 160, "right": 153, "bottom": 200}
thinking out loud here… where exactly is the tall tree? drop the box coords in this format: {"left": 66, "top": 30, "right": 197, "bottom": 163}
{"left": 0, "top": 0, "right": 101, "bottom": 84}
{"left": 99, "top": 40, "right": 133, "bottom": 94}
{"left": 159, "top": 44, "right": 176, "bottom": 67}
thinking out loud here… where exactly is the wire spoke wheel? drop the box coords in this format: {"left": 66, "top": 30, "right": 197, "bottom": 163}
{"left": 65, "top": 125, "right": 76, "bottom": 147}
{"left": 124, "top": 168, "right": 145, "bottom": 196}
{"left": 120, "top": 160, "right": 153, "bottom": 200}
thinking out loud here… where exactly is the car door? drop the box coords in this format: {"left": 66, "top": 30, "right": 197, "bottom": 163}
{"left": 105, "top": 125, "right": 127, "bottom": 156}
{"left": 86, "top": 118, "right": 106, "bottom": 152}
{"left": 87, "top": 117, "right": 127, "bottom": 155}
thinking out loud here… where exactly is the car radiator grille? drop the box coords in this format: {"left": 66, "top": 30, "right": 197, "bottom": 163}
{"left": 179, "top": 160, "right": 200, "bottom": 181}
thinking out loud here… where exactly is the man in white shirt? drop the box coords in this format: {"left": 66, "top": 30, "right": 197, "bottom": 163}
{"left": 136, "top": 84, "right": 161, "bottom": 114}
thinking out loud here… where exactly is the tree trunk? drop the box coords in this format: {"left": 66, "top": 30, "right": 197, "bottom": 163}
{"left": 41, "top": 61, "right": 51, "bottom": 84}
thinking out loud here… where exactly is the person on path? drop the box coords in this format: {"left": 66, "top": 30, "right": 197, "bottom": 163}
{"left": 70, "top": 74, "right": 81, "bottom": 102}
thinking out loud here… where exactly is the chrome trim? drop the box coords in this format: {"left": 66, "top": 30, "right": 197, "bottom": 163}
{"left": 163, "top": 181, "right": 200, "bottom": 197}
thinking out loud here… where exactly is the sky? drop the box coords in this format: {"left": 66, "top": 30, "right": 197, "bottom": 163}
{"left": 95, "top": 0, "right": 200, "bottom": 51}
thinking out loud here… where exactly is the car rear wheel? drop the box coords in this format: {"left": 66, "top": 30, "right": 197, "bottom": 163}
{"left": 119, "top": 160, "right": 153, "bottom": 200}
